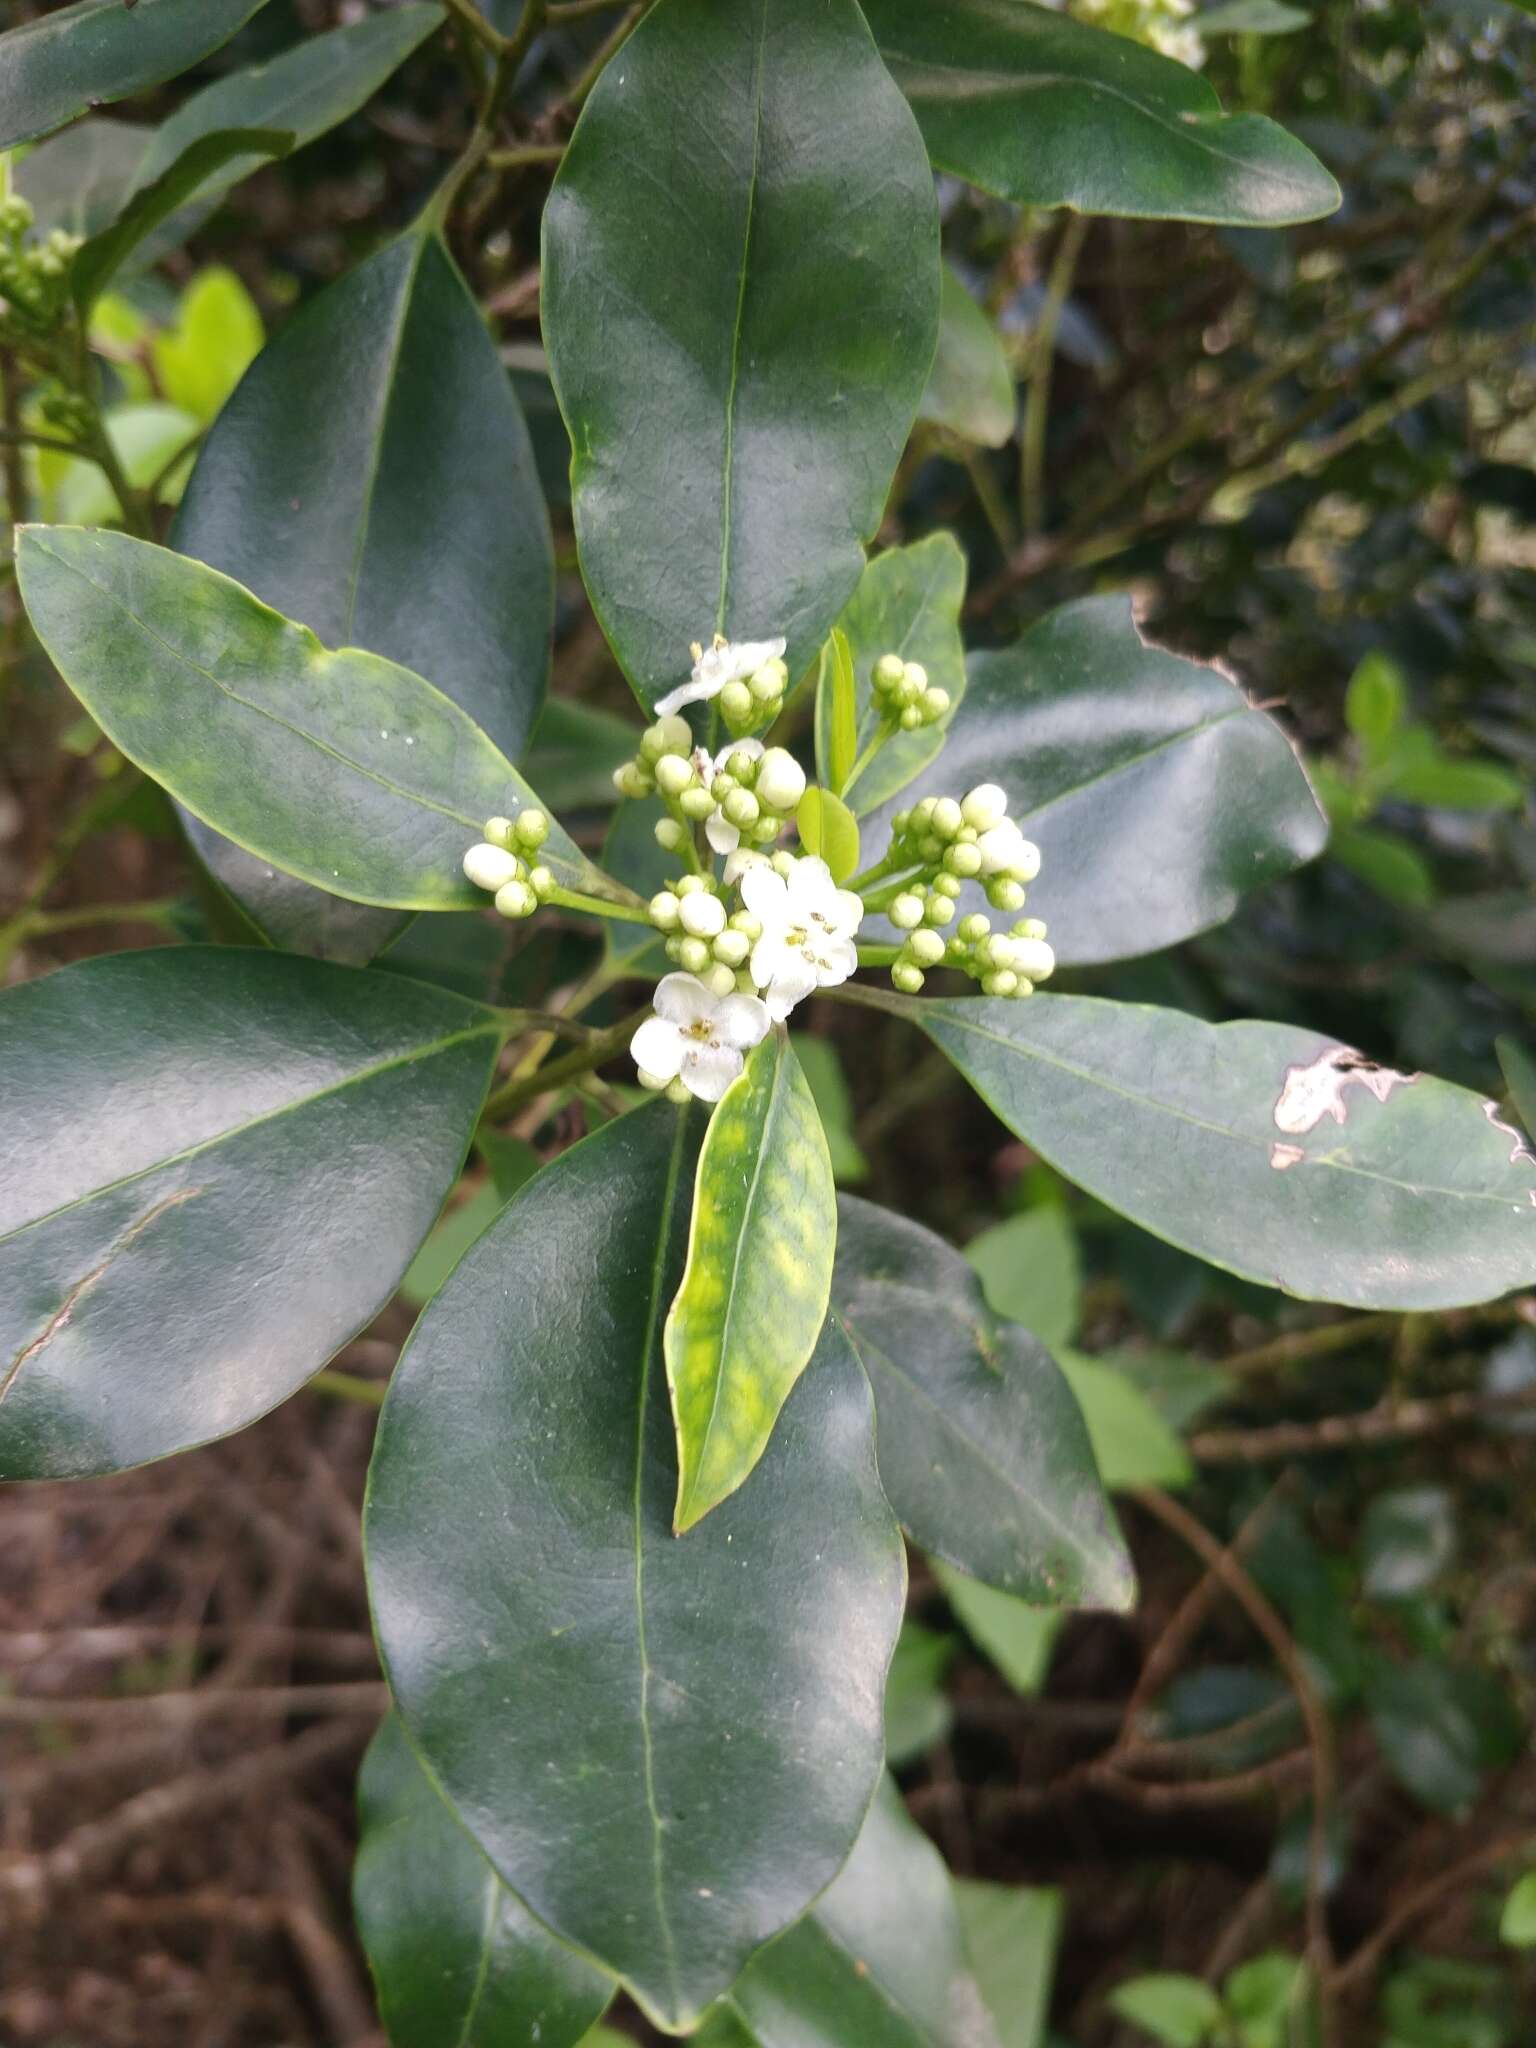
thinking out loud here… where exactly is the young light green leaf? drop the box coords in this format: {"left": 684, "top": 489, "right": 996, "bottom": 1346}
{"left": 827, "top": 628, "right": 859, "bottom": 798}
{"left": 932, "top": 1563, "right": 1062, "bottom": 1696}
{"left": 1500, "top": 1871, "right": 1536, "bottom": 1948}
{"left": 170, "top": 225, "right": 554, "bottom": 955}
{"left": 860, "top": 0, "right": 1341, "bottom": 226}
{"left": 920, "top": 267, "right": 1016, "bottom": 449}
{"left": 884, "top": 1620, "right": 956, "bottom": 1766}
{"left": 871, "top": 987, "right": 1536, "bottom": 1310}
{"left": 797, "top": 787, "right": 861, "bottom": 883}
{"left": 15, "top": 528, "right": 614, "bottom": 916}
{"left": 354, "top": 1714, "right": 614, "bottom": 2048}
{"left": 954, "top": 1882, "right": 1063, "bottom": 2048}
{"left": 1107, "top": 1973, "right": 1222, "bottom": 2048}
{"left": 666, "top": 1034, "right": 836, "bottom": 1531}
{"left": 858, "top": 596, "right": 1327, "bottom": 965}
{"left": 0, "top": 0, "right": 273, "bottom": 152}
{"left": 365, "top": 1103, "right": 904, "bottom": 2034}
{"left": 833, "top": 1195, "right": 1133, "bottom": 1610}
{"left": 966, "top": 1205, "right": 1082, "bottom": 1351}
{"left": 0, "top": 948, "right": 501, "bottom": 1479}
{"left": 818, "top": 535, "right": 967, "bottom": 817}
{"left": 152, "top": 265, "right": 264, "bottom": 424}
{"left": 542, "top": 0, "right": 940, "bottom": 711}
{"left": 726, "top": 1777, "right": 1000, "bottom": 2048}
{"left": 1330, "top": 826, "right": 1436, "bottom": 910}
{"left": 1055, "top": 1352, "right": 1192, "bottom": 1491}
{"left": 71, "top": 128, "right": 292, "bottom": 313}
{"left": 1343, "top": 651, "right": 1406, "bottom": 752}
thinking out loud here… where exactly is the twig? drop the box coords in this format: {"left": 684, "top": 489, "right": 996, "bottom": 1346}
{"left": 479, "top": 1005, "right": 649, "bottom": 1122}
{"left": 1334, "top": 1831, "right": 1536, "bottom": 1999}
{"left": 0, "top": 1681, "right": 388, "bottom": 1723}
{"left": 1191, "top": 1381, "right": 1536, "bottom": 1463}
{"left": 1021, "top": 214, "right": 1089, "bottom": 541}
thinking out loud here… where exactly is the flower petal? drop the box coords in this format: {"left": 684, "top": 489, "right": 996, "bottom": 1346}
{"left": 740, "top": 864, "right": 788, "bottom": 922}
{"left": 714, "top": 993, "right": 772, "bottom": 1050}
{"left": 652, "top": 972, "right": 715, "bottom": 1027}
{"left": 654, "top": 677, "right": 712, "bottom": 716}
{"left": 705, "top": 810, "right": 740, "bottom": 855}
{"left": 763, "top": 957, "right": 819, "bottom": 1018}
{"left": 682, "top": 1041, "right": 743, "bottom": 1102}
{"left": 814, "top": 937, "right": 858, "bottom": 988}
{"left": 828, "top": 889, "right": 865, "bottom": 936}
{"left": 630, "top": 1015, "right": 683, "bottom": 1081}
{"left": 785, "top": 855, "right": 834, "bottom": 908}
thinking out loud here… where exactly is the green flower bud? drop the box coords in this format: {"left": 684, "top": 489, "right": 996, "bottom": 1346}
{"left": 957, "top": 912, "right": 991, "bottom": 944}
{"left": 1013, "top": 917, "right": 1049, "bottom": 941}
{"left": 908, "top": 928, "right": 946, "bottom": 968}
{"left": 961, "top": 783, "right": 1008, "bottom": 833}
{"left": 652, "top": 713, "right": 692, "bottom": 755}
{"left": 649, "top": 890, "right": 682, "bottom": 930}
{"left": 494, "top": 878, "right": 537, "bottom": 920}
{"left": 527, "top": 865, "right": 553, "bottom": 898}
{"left": 981, "top": 969, "right": 1018, "bottom": 997}
{"left": 654, "top": 817, "right": 686, "bottom": 852}
{"left": 920, "top": 687, "right": 951, "bottom": 722}
{"left": 637, "top": 1066, "right": 671, "bottom": 1092}
{"left": 720, "top": 680, "right": 755, "bottom": 727}
{"left": 0, "top": 195, "right": 33, "bottom": 237}
{"left": 754, "top": 747, "right": 806, "bottom": 813}
{"left": 710, "top": 773, "right": 737, "bottom": 802}
{"left": 770, "top": 850, "right": 796, "bottom": 877}
{"left": 654, "top": 752, "right": 695, "bottom": 797}
{"left": 749, "top": 816, "right": 781, "bottom": 845}
{"left": 930, "top": 797, "right": 963, "bottom": 840}
{"left": 666, "top": 1077, "right": 692, "bottom": 1105}
{"left": 712, "top": 928, "right": 751, "bottom": 967}
{"left": 726, "top": 747, "right": 760, "bottom": 783}
{"left": 889, "top": 893, "right": 925, "bottom": 930}
{"left": 679, "top": 786, "right": 716, "bottom": 820}
{"left": 750, "top": 656, "right": 789, "bottom": 699}
{"left": 873, "top": 652, "right": 905, "bottom": 693}
{"left": 932, "top": 873, "right": 963, "bottom": 900}
{"left": 614, "top": 762, "right": 653, "bottom": 799}
{"left": 902, "top": 661, "right": 928, "bottom": 694}
{"left": 890, "top": 810, "right": 910, "bottom": 838}
{"left": 899, "top": 705, "right": 923, "bottom": 731}
{"left": 987, "top": 879, "right": 1027, "bottom": 913}
{"left": 484, "top": 815, "right": 516, "bottom": 849}
{"left": 677, "top": 936, "right": 711, "bottom": 975}
{"left": 679, "top": 891, "right": 726, "bottom": 938}
{"left": 729, "top": 910, "right": 763, "bottom": 941}
{"left": 923, "top": 895, "right": 955, "bottom": 926}
{"left": 703, "top": 963, "right": 738, "bottom": 998}
{"left": 463, "top": 842, "right": 521, "bottom": 893}
{"left": 723, "top": 787, "right": 760, "bottom": 829}
{"left": 943, "top": 842, "right": 982, "bottom": 879}
{"left": 891, "top": 962, "right": 925, "bottom": 995}
{"left": 910, "top": 798, "right": 936, "bottom": 829}
{"left": 513, "top": 809, "right": 549, "bottom": 849}
{"left": 675, "top": 872, "right": 707, "bottom": 896}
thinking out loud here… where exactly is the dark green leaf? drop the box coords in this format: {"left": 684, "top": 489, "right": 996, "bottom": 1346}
{"left": 399, "top": 1139, "right": 539, "bottom": 1310}
{"left": 72, "top": 127, "right": 293, "bottom": 313}
{"left": 355, "top": 1713, "right": 614, "bottom": 2048}
{"left": 1364, "top": 1658, "right": 1512, "bottom": 1817}
{"left": 726, "top": 1777, "right": 999, "bottom": 2048}
{"left": 666, "top": 1033, "right": 836, "bottom": 1530}
{"left": 128, "top": 5, "right": 444, "bottom": 258}
{"left": 965, "top": 1205, "right": 1081, "bottom": 1350}
{"left": 171, "top": 225, "right": 553, "bottom": 957}
{"left": 0, "top": 0, "right": 272, "bottom": 152}
{"left": 0, "top": 948, "right": 500, "bottom": 1479}
{"left": 833, "top": 1194, "right": 1133, "bottom": 1608}
{"left": 365, "top": 1103, "right": 905, "bottom": 2033}
{"left": 600, "top": 799, "right": 673, "bottom": 977}
{"left": 954, "top": 1882, "right": 1062, "bottom": 2048}
{"left": 883, "top": 988, "right": 1536, "bottom": 1309}
{"left": 1330, "top": 827, "right": 1436, "bottom": 911}
{"left": 919, "top": 268, "right": 1016, "bottom": 449}
{"left": 523, "top": 699, "right": 641, "bottom": 814}
{"left": 1360, "top": 1486, "right": 1456, "bottom": 1600}
{"left": 791, "top": 1035, "right": 869, "bottom": 1184}
{"left": 861, "top": 0, "right": 1341, "bottom": 226}
{"left": 14, "top": 119, "right": 151, "bottom": 239}
{"left": 818, "top": 535, "right": 967, "bottom": 818}
{"left": 543, "top": 0, "right": 940, "bottom": 711}
{"left": 858, "top": 597, "right": 1327, "bottom": 966}
{"left": 15, "top": 529, "right": 610, "bottom": 918}
{"left": 1496, "top": 1037, "right": 1536, "bottom": 1142}
{"left": 796, "top": 786, "right": 861, "bottom": 883}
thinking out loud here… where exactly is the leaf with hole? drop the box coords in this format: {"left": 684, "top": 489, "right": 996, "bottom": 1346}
{"left": 365, "top": 1102, "right": 905, "bottom": 2033}
{"left": 542, "top": 0, "right": 940, "bottom": 711}
{"left": 0, "top": 948, "right": 500, "bottom": 1480}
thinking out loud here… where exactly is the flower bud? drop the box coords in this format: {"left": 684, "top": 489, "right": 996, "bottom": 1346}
{"left": 921, "top": 687, "right": 951, "bottom": 722}
{"left": 749, "top": 816, "right": 780, "bottom": 844}
{"left": 712, "top": 928, "right": 750, "bottom": 967}
{"left": 655, "top": 753, "right": 695, "bottom": 797}
{"left": 675, "top": 872, "right": 707, "bottom": 895}
{"left": 679, "top": 786, "right": 716, "bottom": 820}
{"left": 891, "top": 962, "right": 925, "bottom": 994}
{"left": 770, "top": 850, "right": 796, "bottom": 877}
{"left": 527, "top": 866, "right": 553, "bottom": 898}
{"left": 655, "top": 817, "right": 686, "bottom": 852}
{"left": 899, "top": 706, "right": 923, "bottom": 731}
{"left": 923, "top": 895, "right": 955, "bottom": 926}
{"left": 908, "top": 928, "right": 946, "bottom": 968}
{"left": 723, "top": 788, "right": 760, "bottom": 829}
{"left": 637, "top": 1066, "right": 671, "bottom": 1092}
{"left": 729, "top": 911, "right": 763, "bottom": 941}
{"left": 873, "top": 652, "right": 905, "bottom": 693}
{"left": 910, "top": 799, "right": 937, "bottom": 829}
{"left": 988, "top": 879, "right": 1027, "bottom": 913}
{"left": 931, "top": 797, "right": 963, "bottom": 840}
{"left": 754, "top": 748, "right": 806, "bottom": 812}
{"left": 720, "top": 680, "right": 755, "bottom": 726}
{"left": 615, "top": 761, "right": 653, "bottom": 798}
{"left": 1013, "top": 917, "right": 1048, "bottom": 941}
{"left": 494, "top": 878, "right": 537, "bottom": 919}
{"left": 943, "top": 842, "right": 983, "bottom": 879}
{"left": 463, "top": 842, "right": 521, "bottom": 892}
{"left": 902, "top": 661, "right": 928, "bottom": 694}
{"left": 703, "top": 963, "right": 738, "bottom": 998}
{"left": 649, "top": 890, "right": 682, "bottom": 930}
{"left": 726, "top": 748, "right": 760, "bottom": 783}
{"left": 750, "top": 657, "right": 789, "bottom": 700}
{"left": 1011, "top": 937, "right": 1055, "bottom": 983}
{"left": 667, "top": 1078, "right": 692, "bottom": 1104}
{"left": 677, "top": 936, "right": 712, "bottom": 975}
{"left": 958, "top": 913, "right": 991, "bottom": 943}
{"left": 932, "top": 873, "right": 963, "bottom": 900}
{"left": 710, "top": 773, "right": 737, "bottom": 802}
{"left": 961, "top": 783, "right": 1008, "bottom": 832}
{"left": 981, "top": 969, "right": 1018, "bottom": 997}
{"left": 679, "top": 891, "right": 726, "bottom": 938}
{"left": 484, "top": 816, "right": 516, "bottom": 849}
{"left": 513, "top": 809, "right": 549, "bottom": 850}
{"left": 890, "top": 893, "right": 925, "bottom": 930}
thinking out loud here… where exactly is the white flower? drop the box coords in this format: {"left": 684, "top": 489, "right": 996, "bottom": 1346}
{"left": 630, "top": 973, "right": 771, "bottom": 1103}
{"left": 976, "top": 820, "right": 1041, "bottom": 882}
{"left": 699, "top": 739, "right": 764, "bottom": 855}
{"left": 463, "top": 842, "right": 521, "bottom": 893}
{"left": 741, "top": 855, "right": 863, "bottom": 1021}
{"left": 655, "top": 634, "right": 786, "bottom": 717}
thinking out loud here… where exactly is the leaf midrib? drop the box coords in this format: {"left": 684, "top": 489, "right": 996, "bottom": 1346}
{"left": 714, "top": 0, "right": 768, "bottom": 638}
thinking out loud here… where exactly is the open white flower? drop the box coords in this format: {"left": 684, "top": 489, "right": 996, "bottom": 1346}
{"left": 630, "top": 973, "right": 771, "bottom": 1102}
{"left": 700, "top": 739, "right": 764, "bottom": 855}
{"left": 741, "top": 855, "right": 863, "bottom": 1021}
{"left": 655, "top": 634, "right": 786, "bottom": 718}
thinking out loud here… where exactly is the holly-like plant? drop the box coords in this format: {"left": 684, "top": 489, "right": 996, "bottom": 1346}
{"left": 3, "top": 1, "right": 1533, "bottom": 2042}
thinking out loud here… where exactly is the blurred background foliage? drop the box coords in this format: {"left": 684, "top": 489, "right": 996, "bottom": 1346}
{"left": 1, "top": 1, "right": 1535, "bottom": 2044}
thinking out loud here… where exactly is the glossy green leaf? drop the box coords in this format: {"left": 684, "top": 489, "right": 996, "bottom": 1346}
{"left": 0, "top": 947, "right": 500, "bottom": 1480}
{"left": 1107, "top": 1973, "right": 1222, "bottom": 2048}
{"left": 1360, "top": 1486, "right": 1456, "bottom": 1600}
{"left": 600, "top": 799, "right": 673, "bottom": 978}
{"left": 523, "top": 699, "right": 641, "bottom": 815}
{"left": 1364, "top": 1657, "right": 1519, "bottom": 1817}
{"left": 860, "top": 0, "right": 1341, "bottom": 226}
{"left": 1055, "top": 1351, "right": 1192, "bottom": 1490}
{"left": 399, "top": 1138, "right": 540, "bottom": 1309}
{"left": 833, "top": 1195, "right": 1133, "bottom": 1609}
{"left": 128, "top": 6, "right": 444, "bottom": 256}
{"left": 666, "top": 1033, "right": 837, "bottom": 1530}
{"left": 1330, "top": 826, "right": 1435, "bottom": 911}
{"left": 966, "top": 1205, "right": 1081, "bottom": 1350}
{"left": 796, "top": 786, "right": 861, "bottom": 883}
{"left": 1496, "top": 1037, "right": 1536, "bottom": 1141}
{"left": 932, "top": 1563, "right": 1061, "bottom": 1696}
{"left": 355, "top": 1713, "right": 614, "bottom": 2048}
{"left": 886, "top": 988, "right": 1536, "bottom": 1309}
{"left": 885, "top": 1620, "right": 956, "bottom": 1766}
{"left": 71, "top": 128, "right": 291, "bottom": 313}
{"left": 365, "top": 1103, "right": 905, "bottom": 2033}
{"left": 15, "top": 529, "right": 613, "bottom": 918}
{"left": 791, "top": 1035, "right": 869, "bottom": 1184}
{"left": 725, "top": 1777, "right": 999, "bottom": 2048}
{"left": 859, "top": 596, "right": 1326, "bottom": 965}
{"left": 954, "top": 1883, "right": 1062, "bottom": 2048}
{"left": 0, "top": 0, "right": 272, "bottom": 151}
{"left": 171, "top": 225, "right": 553, "bottom": 958}
{"left": 817, "top": 535, "right": 967, "bottom": 818}
{"left": 542, "top": 0, "right": 941, "bottom": 712}
{"left": 920, "top": 268, "right": 1016, "bottom": 450}
{"left": 826, "top": 628, "right": 859, "bottom": 799}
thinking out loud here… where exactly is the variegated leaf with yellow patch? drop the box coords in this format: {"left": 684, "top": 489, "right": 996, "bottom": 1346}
{"left": 665, "top": 1032, "right": 837, "bottom": 1533}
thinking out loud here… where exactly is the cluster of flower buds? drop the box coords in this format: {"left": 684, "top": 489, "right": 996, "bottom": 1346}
{"left": 461, "top": 810, "right": 553, "bottom": 919}
{"left": 716, "top": 649, "right": 789, "bottom": 736}
{"left": 887, "top": 782, "right": 1041, "bottom": 914}
{"left": 646, "top": 874, "right": 762, "bottom": 999}
{"left": 870, "top": 653, "right": 952, "bottom": 734}
{"left": 650, "top": 634, "right": 790, "bottom": 738}
{"left": 893, "top": 909, "right": 1055, "bottom": 1000}
{"left": 615, "top": 717, "right": 808, "bottom": 859}
{"left": 0, "top": 196, "right": 82, "bottom": 346}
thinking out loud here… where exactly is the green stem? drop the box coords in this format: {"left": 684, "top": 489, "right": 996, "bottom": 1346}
{"left": 1021, "top": 213, "right": 1088, "bottom": 542}
{"left": 309, "top": 1369, "right": 388, "bottom": 1408}
{"left": 859, "top": 872, "right": 924, "bottom": 915}
{"left": 847, "top": 850, "right": 915, "bottom": 894}
{"left": 20, "top": 897, "right": 182, "bottom": 938}
{"left": 543, "top": 882, "right": 655, "bottom": 926}
{"left": 486, "top": 141, "right": 567, "bottom": 170}
{"left": 480, "top": 1006, "right": 650, "bottom": 1122}
{"left": 559, "top": 0, "right": 648, "bottom": 110}
{"left": 856, "top": 945, "right": 902, "bottom": 967}
{"left": 840, "top": 721, "right": 896, "bottom": 805}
